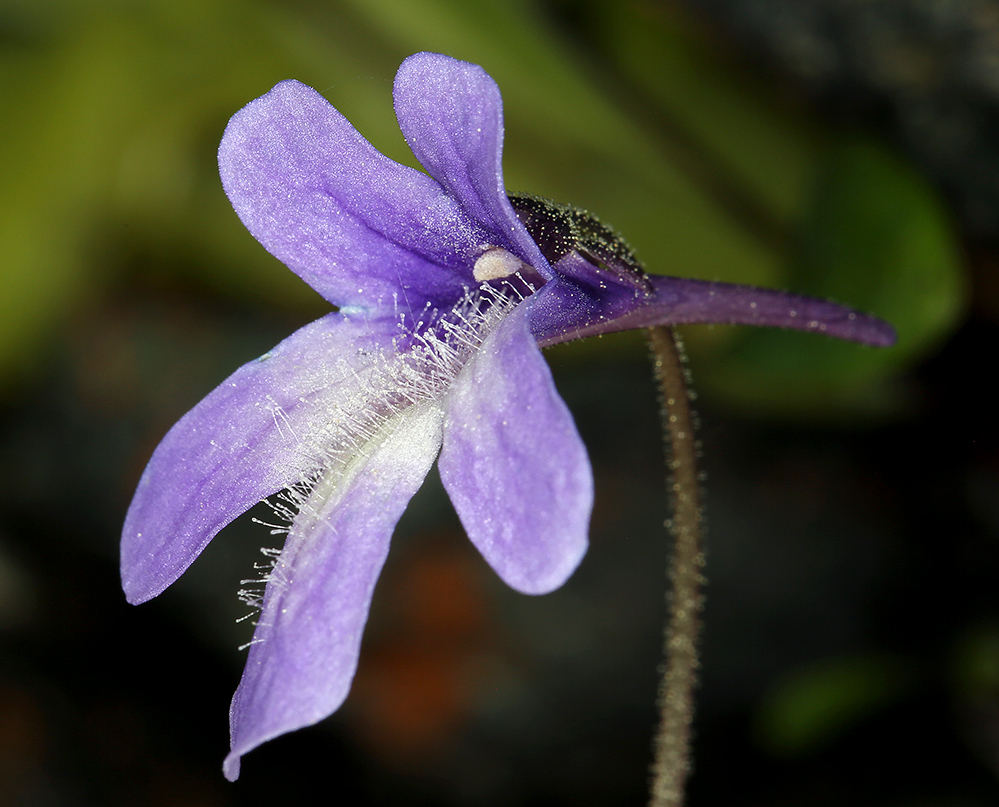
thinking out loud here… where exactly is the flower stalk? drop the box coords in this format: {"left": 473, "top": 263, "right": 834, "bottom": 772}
{"left": 647, "top": 325, "right": 705, "bottom": 807}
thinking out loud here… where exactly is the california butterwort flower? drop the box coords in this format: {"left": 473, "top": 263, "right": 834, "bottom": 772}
{"left": 121, "top": 52, "right": 895, "bottom": 779}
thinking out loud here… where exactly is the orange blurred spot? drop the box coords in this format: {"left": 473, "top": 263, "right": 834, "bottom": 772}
{"left": 347, "top": 539, "right": 496, "bottom": 764}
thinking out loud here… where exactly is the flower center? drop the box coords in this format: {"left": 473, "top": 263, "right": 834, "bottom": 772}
{"left": 274, "top": 284, "right": 522, "bottom": 509}
{"left": 473, "top": 247, "right": 529, "bottom": 282}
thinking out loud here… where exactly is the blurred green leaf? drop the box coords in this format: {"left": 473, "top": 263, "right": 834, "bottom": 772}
{"left": 951, "top": 625, "right": 999, "bottom": 699}
{"left": 755, "top": 653, "right": 917, "bottom": 756}
{"left": 702, "top": 139, "right": 966, "bottom": 415}
{"left": 0, "top": 0, "right": 968, "bottom": 417}
{"left": 596, "top": 0, "right": 818, "bottom": 228}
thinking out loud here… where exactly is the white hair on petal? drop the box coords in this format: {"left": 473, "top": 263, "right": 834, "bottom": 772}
{"left": 236, "top": 281, "right": 525, "bottom": 635}
{"left": 236, "top": 545, "right": 286, "bottom": 631}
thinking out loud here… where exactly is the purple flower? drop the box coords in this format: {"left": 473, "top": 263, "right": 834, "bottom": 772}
{"left": 120, "top": 52, "right": 895, "bottom": 780}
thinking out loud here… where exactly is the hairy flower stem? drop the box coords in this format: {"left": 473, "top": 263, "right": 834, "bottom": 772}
{"left": 647, "top": 326, "right": 705, "bottom": 807}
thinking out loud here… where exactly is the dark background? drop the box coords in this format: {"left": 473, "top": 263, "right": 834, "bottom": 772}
{"left": 1, "top": 1, "right": 997, "bottom": 804}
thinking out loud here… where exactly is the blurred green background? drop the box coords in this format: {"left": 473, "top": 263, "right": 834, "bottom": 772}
{"left": 1, "top": 0, "right": 996, "bottom": 805}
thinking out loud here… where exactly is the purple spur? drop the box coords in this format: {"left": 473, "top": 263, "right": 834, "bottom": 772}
{"left": 120, "top": 52, "right": 895, "bottom": 779}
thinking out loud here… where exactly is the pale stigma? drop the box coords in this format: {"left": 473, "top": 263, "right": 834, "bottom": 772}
{"left": 473, "top": 247, "right": 527, "bottom": 282}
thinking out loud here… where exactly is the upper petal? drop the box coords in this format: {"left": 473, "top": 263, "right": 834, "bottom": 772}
{"left": 219, "top": 79, "right": 489, "bottom": 312}
{"left": 438, "top": 301, "right": 591, "bottom": 595}
{"left": 224, "top": 399, "right": 445, "bottom": 780}
{"left": 393, "top": 53, "right": 553, "bottom": 279}
{"left": 121, "top": 312, "right": 404, "bottom": 604}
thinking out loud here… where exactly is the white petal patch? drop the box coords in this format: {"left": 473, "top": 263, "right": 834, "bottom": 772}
{"left": 473, "top": 247, "right": 528, "bottom": 282}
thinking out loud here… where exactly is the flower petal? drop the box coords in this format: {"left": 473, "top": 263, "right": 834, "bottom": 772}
{"left": 532, "top": 254, "right": 898, "bottom": 347}
{"left": 438, "top": 302, "right": 591, "bottom": 595}
{"left": 121, "top": 312, "right": 404, "bottom": 604}
{"left": 219, "top": 79, "right": 488, "bottom": 312}
{"left": 393, "top": 53, "right": 553, "bottom": 278}
{"left": 223, "top": 400, "right": 445, "bottom": 781}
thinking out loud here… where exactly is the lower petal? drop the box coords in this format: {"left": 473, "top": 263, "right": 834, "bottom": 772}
{"left": 438, "top": 304, "right": 592, "bottom": 595}
{"left": 224, "top": 399, "right": 445, "bottom": 780}
{"left": 121, "top": 312, "right": 402, "bottom": 604}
